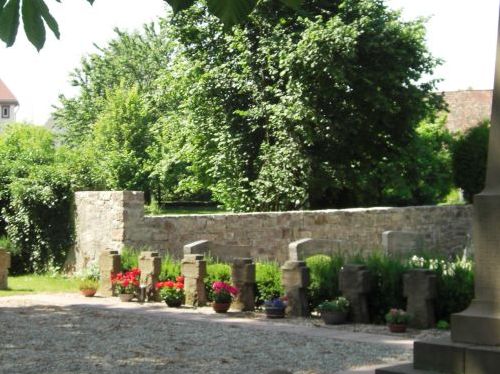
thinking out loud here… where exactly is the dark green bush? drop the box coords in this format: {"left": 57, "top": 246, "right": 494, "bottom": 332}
{"left": 0, "top": 235, "right": 23, "bottom": 275}
{"left": 452, "top": 120, "right": 489, "bottom": 202}
{"left": 306, "top": 254, "right": 344, "bottom": 310}
{"left": 255, "top": 261, "right": 283, "bottom": 305}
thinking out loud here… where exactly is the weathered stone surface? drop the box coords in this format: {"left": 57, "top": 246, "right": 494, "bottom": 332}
{"left": 231, "top": 258, "right": 255, "bottom": 312}
{"left": 382, "top": 231, "right": 424, "bottom": 257}
{"left": 281, "top": 261, "right": 309, "bottom": 317}
{"left": 339, "top": 264, "right": 372, "bottom": 323}
{"left": 138, "top": 251, "right": 161, "bottom": 301}
{"left": 99, "top": 250, "right": 121, "bottom": 297}
{"left": 184, "top": 240, "right": 210, "bottom": 255}
{"left": 74, "top": 191, "right": 472, "bottom": 270}
{"left": 288, "top": 238, "right": 347, "bottom": 261}
{"left": 181, "top": 254, "right": 207, "bottom": 306}
{"left": 404, "top": 269, "right": 437, "bottom": 329}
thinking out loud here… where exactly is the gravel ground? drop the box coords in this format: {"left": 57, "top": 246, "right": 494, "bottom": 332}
{"left": 0, "top": 294, "right": 441, "bottom": 374}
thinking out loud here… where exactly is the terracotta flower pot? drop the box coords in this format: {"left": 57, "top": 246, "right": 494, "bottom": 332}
{"left": 80, "top": 289, "right": 97, "bottom": 297}
{"left": 388, "top": 324, "right": 407, "bottom": 333}
{"left": 321, "top": 310, "right": 347, "bottom": 325}
{"left": 119, "top": 293, "right": 134, "bottom": 302}
{"left": 213, "top": 302, "right": 231, "bottom": 313}
{"left": 265, "top": 306, "right": 286, "bottom": 319}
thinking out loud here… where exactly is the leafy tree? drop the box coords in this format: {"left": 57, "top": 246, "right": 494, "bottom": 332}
{"left": 452, "top": 120, "right": 490, "bottom": 202}
{"left": 174, "top": 0, "right": 443, "bottom": 210}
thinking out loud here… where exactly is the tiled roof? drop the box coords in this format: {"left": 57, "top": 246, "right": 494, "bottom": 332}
{"left": 443, "top": 90, "right": 492, "bottom": 133}
{"left": 0, "top": 78, "right": 19, "bottom": 105}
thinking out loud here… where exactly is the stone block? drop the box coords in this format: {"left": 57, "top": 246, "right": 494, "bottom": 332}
{"left": 99, "top": 250, "right": 121, "bottom": 297}
{"left": 288, "top": 238, "right": 345, "bottom": 261}
{"left": 183, "top": 240, "right": 211, "bottom": 255}
{"left": 281, "top": 261, "right": 309, "bottom": 317}
{"left": 339, "top": 264, "right": 372, "bottom": 323}
{"left": 404, "top": 269, "right": 437, "bottom": 329}
{"left": 139, "top": 251, "right": 161, "bottom": 301}
{"left": 382, "top": 231, "right": 424, "bottom": 257}
{"left": 0, "top": 250, "right": 11, "bottom": 270}
{"left": 414, "top": 338, "right": 465, "bottom": 373}
{"left": 181, "top": 254, "right": 207, "bottom": 306}
{"left": 232, "top": 258, "right": 255, "bottom": 311}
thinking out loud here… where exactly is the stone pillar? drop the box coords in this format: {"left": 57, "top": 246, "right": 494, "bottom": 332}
{"left": 404, "top": 269, "right": 437, "bottom": 329}
{"left": 231, "top": 258, "right": 255, "bottom": 312}
{"left": 139, "top": 251, "right": 161, "bottom": 301}
{"left": 181, "top": 254, "right": 207, "bottom": 307}
{"left": 339, "top": 264, "right": 372, "bottom": 323}
{"left": 0, "top": 250, "right": 11, "bottom": 290}
{"left": 281, "top": 261, "right": 309, "bottom": 317}
{"left": 99, "top": 250, "right": 121, "bottom": 297}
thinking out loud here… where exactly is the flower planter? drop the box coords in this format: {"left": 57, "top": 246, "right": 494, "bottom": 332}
{"left": 265, "top": 306, "right": 286, "bottom": 319}
{"left": 321, "top": 310, "right": 347, "bottom": 325}
{"left": 80, "top": 289, "right": 97, "bottom": 297}
{"left": 388, "top": 324, "right": 407, "bottom": 333}
{"left": 213, "top": 302, "right": 231, "bottom": 313}
{"left": 165, "top": 299, "right": 183, "bottom": 308}
{"left": 119, "top": 293, "right": 135, "bottom": 302}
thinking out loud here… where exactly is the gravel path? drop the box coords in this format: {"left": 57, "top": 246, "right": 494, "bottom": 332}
{"left": 0, "top": 294, "right": 444, "bottom": 374}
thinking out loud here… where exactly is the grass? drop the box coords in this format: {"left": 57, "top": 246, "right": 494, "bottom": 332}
{"left": 0, "top": 274, "right": 80, "bottom": 297}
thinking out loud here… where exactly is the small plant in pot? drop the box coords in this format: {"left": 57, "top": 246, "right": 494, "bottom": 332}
{"left": 78, "top": 278, "right": 99, "bottom": 297}
{"left": 212, "top": 281, "right": 238, "bottom": 313}
{"left": 157, "top": 276, "right": 185, "bottom": 307}
{"left": 317, "top": 297, "right": 350, "bottom": 325}
{"left": 385, "top": 308, "right": 410, "bottom": 333}
{"left": 111, "top": 268, "right": 141, "bottom": 302}
{"left": 263, "top": 297, "right": 287, "bottom": 318}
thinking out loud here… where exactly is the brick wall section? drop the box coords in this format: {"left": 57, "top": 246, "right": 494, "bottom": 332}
{"left": 443, "top": 90, "right": 492, "bottom": 133}
{"left": 73, "top": 191, "right": 473, "bottom": 270}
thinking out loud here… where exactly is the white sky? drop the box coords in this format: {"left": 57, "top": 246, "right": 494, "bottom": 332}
{"left": 0, "top": 0, "right": 498, "bottom": 124}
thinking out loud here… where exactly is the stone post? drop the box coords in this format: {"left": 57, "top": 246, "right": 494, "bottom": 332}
{"left": 0, "top": 250, "right": 11, "bottom": 290}
{"left": 99, "top": 250, "right": 121, "bottom": 297}
{"left": 139, "top": 251, "right": 161, "bottom": 301}
{"left": 181, "top": 254, "right": 207, "bottom": 307}
{"left": 339, "top": 264, "right": 372, "bottom": 323}
{"left": 231, "top": 258, "right": 255, "bottom": 312}
{"left": 403, "top": 269, "right": 437, "bottom": 329}
{"left": 281, "top": 261, "right": 309, "bottom": 317}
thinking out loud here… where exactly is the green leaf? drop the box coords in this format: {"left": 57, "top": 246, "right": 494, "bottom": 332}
{"left": 206, "top": 0, "right": 257, "bottom": 27}
{"left": 0, "top": 0, "right": 8, "bottom": 17}
{"left": 87, "top": 0, "right": 95, "bottom": 4}
{"left": 37, "top": 0, "right": 60, "bottom": 39}
{"left": 0, "top": 0, "right": 20, "bottom": 47}
{"left": 164, "top": 0, "right": 195, "bottom": 13}
{"left": 22, "top": 0, "right": 46, "bottom": 51}
{"left": 279, "top": 0, "right": 302, "bottom": 9}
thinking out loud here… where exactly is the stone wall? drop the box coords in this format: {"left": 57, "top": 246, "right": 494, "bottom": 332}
{"left": 73, "top": 191, "right": 473, "bottom": 270}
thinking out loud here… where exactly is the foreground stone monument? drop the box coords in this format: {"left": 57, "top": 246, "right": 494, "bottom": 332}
{"left": 339, "top": 264, "right": 372, "bottom": 323}
{"left": 0, "top": 249, "right": 11, "bottom": 290}
{"left": 403, "top": 269, "right": 437, "bottom": 329}
{"left": 378, "top": 6, "right": 500, "bottom": 373}
{"left": 231, "top": 258, "right": 256, "bottom": 312}
{"left": 281, "top": 261, "right": 309, "bottom": 317}
{"left": 99, "top": 250, "right": 121, "bottom": 296}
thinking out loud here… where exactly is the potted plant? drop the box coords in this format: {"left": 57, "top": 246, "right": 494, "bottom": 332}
{"left": 79, "top": 278, "right": 99, "bottom": 297}
{"left": 263, "top": 297, "right": 287, "bottom": 318}
{"left": 212, "top": 281, "right": 238, "bottom": 313}
{"left": 317, "top": 297, "right": 350, "bottom": 325}
{"left": 111, "top": 268, "right": 141, "bottom": 302}
{"left": 385, "top": 308, "right": 410, "bottom": 333}
{"left": 157, "top": 276, "right": 185, "bottom": 307}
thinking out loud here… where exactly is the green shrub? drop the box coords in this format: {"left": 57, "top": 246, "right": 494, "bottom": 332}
{"left": 364, "top": 252, "right": 409, "bottom": 324}
{"left": 255, "top": 261, "right": 283, "bottom": 305}
{"left": 120, "top": 246, "right": 139, "bottom": 272}
{"left": 159, "top": 253, "right": 181, "bottom": 281}
{"left": 205, "top": 262, "right": 231, "bottom": 302}
{"left": 0, "top": 235, "right": 23, "bottom": 275}
{"left": 436, "top": 320, "right": 450, "bottom": 330}
{"left": 452, "top": 120, "right": 489, "bottom": 202}
{"left": 306, "top": 254, "right": 344, "bottom": 310}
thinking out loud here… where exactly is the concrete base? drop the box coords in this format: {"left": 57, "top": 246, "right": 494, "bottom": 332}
{"left": 451, "top": 300, "right": 500, "bottom": 345}
{"left": 376, "top": 337, "right": 500, "bottom": 374}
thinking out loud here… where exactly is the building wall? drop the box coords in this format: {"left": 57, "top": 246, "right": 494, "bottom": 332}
{"left": 0, "top": 104, "right": 17, "bottom": 124}
{"left": 73, "top": 191, "right": 473, "bottom": 270}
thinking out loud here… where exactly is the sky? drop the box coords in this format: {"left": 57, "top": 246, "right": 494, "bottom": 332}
{"left": 0, "top": 0, "right": 498, "bottom": 125}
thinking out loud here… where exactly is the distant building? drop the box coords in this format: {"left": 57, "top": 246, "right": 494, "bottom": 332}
{"left": 0, "top": 78, "right": 19, "bottom": 124}
{"left": 443, "top": 90, "right": 492, "bottom": 133}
